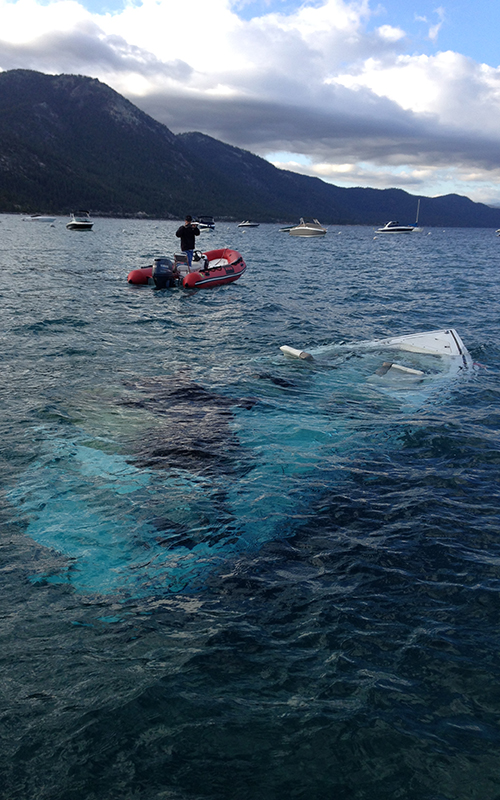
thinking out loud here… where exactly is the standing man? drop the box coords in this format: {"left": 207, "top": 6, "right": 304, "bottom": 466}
{"left": 175, "top": 215, "right": 200, "bottom": 267}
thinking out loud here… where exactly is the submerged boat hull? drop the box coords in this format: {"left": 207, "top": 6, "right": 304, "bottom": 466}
{"left": 8, "top": 327, "right": 473, "bottom": 598}
{"left": 280, "top": 328, "right": 473, "bottom": 406}
{"left": 127, "top": 248, "right": 246, "bottom": 288}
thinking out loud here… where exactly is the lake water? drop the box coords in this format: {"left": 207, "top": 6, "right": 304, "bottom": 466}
{"left": 1, "top": 215, "right": 500, "bottom": 799}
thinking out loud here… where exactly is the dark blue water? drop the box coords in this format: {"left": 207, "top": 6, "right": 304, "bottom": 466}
{"left": 1, "top": 215, "right": 500, "bottom": 799}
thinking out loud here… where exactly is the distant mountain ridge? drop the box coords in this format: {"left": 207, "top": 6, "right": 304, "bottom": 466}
{"left": 1, "top": 68, "right": 500, "bottom": 227}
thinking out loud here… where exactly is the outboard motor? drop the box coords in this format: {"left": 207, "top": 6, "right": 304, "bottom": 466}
{"left": 152, "top": 257, "right": 177, "bottom": 289}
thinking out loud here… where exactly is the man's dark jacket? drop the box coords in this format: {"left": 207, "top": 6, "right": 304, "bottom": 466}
{"left": 176, "top": 224, "right": 199, "bottom": 251}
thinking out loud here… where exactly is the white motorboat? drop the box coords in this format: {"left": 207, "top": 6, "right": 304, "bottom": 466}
{"left": 25, "top": 214, "right": 56, "bottom": 222}
{"left": 66, "top": 211, "right": 93, "bottom": 230}
{"left": 194, "top": 215, "right": 215, "bottom": 231}
{"left": 289, "top": 218, "right": 327, "bottom": 236}
{"left": 238, "top": 220, "right": 259, "bottom": 227}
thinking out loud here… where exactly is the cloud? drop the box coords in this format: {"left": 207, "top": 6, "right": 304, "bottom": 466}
{"left": 136, "top": 77, "right": 500, "bottom": 172}
{"left": 427, "top": 6, "right": 445, "bottom": 43}
{"left": 0, "top": 27, "right": 193, "bottom": 82}
{"left": 414, "top": 6, "right": 444, "bottom": 43}
{"left": 330, "top": 51, "right": 500, "bottom": 137}
{"left": 1, "top": 0, "right": 500, "bottom": 202}
{"left": 376, "top": 24, "right": 405, "bottom": 43}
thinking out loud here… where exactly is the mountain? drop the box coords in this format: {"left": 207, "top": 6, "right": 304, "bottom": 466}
{"left": 1, "top": 68, "right": 500, "bottom": 227}
{"left": 177, "top": 132, "right": 500, "bottom": 227}
{"left": 0, "top": 69, "right": 197, "bottom": 216}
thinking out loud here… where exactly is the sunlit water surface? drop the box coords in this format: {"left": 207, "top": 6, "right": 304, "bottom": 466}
{"left": 1, "top": 215, "right": 500, "bottom": 799}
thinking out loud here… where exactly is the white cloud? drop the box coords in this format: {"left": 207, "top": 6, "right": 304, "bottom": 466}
{"left": 414, "top": 6, "right": 445, "bottom": 43}
{"left": 330, "top": 50, "right": 500, "bottom": 137}
{"left": 428, "top": 6, "right": 445, "bottom": 42}
{"left": 376, "top": 24, "right": 405, "bottom": 43}
{"left": 100, "top": 0, "right": 244, "bottom": 73}
{"left": 268, "top": 156, "right": 500, "bottom": 204}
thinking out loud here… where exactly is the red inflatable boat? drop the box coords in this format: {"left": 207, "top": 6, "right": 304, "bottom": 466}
{"left": 127, "top": 248, "right": 246, "bottom": 289}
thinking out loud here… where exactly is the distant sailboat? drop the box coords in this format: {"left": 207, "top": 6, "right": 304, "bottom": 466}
{"left": 376, "top": 199, "right": 423, "bottom": 233}
{"left": 413, "top": 199, "right": 423, "bottom": 232}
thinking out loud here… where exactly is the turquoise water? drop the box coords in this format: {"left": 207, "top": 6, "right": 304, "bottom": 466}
{"left": 1, "top": 215, "right": 499, "bottom": 799}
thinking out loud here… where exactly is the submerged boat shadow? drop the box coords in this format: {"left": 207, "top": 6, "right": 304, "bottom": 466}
{"left": 7, "top": 373, "right": 261, "bottom": 596}
{"left": 6, "top": 331, "right": 475, "bottom": 600}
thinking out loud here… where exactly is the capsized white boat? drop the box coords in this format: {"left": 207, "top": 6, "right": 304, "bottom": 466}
{"left": 280, "top": 329, "right": 472, "bottom": 406}
{"left": 281, "top": 329, "right": 470, "bottom": 360}
{"left": 8, "top": 327, "right": 474, "bottom": 598}
{"left": 289, "top": 218, "right": 327, "bottom": 236}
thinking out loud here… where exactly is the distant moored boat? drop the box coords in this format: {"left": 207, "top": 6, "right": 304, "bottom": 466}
{"left": 66, "top": 211, "right": 94, "bottom": 231}
{"left": 288, "top": 218, "right": 327, "bottom": 236}
{"left": 25, "top": 214, "right": 56, "bottom": 222}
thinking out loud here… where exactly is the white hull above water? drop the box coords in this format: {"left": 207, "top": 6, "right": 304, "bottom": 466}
{"left": 280, "top": 329, "right": 473, "bottom": 405}
{"left": 282, "top": 328, "right": 470, "bottom": 359}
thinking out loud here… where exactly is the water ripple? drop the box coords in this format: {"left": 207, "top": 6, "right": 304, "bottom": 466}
{"left": 1, "top": 217, "right": 500, "bottom": 799}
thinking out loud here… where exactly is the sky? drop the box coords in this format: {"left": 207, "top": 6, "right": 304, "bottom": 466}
{"left": 2, "top": 0, "right": 500, "bottom": 204}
